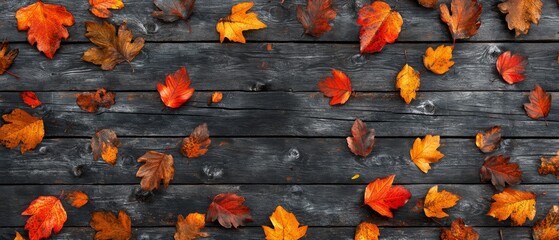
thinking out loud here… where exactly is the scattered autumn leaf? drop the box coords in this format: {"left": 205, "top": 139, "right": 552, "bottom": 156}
{"left": 441, "top": 218, "right": 479, "bottom": 240}
{"left": 22, "top": 196, "right": 67, "bottom": 240}
{"left": 206, "top": 193, "right": 252, "bottom": 228}
{"left": 216, "top": 2, "right": 267, "bottom": 43}
{"left": 524, "top": 84, "right": 551, "bottom": 121}
{"left": 352, "top": 174, "right": 360, "bottom": 180}
{"left": 0, "top": 41, "right": 19, "bottom": 78}
{"left": 410, "top": 134, "right": 444, "bottom": 173}
{"left": 423, "top": 185, "right": 461, "bottom": 218}
{"left": 181, "top": 123, "right": 211, "bottom": 158}
{"left": 91, "top": 129, "right": 121, "bottom": 165}
{"left": 297, "top": 0, "right": 337, "bottom": 37}
{"left": 496, "top": 51, "right": 527, "bottom": 84}
{"left": 487, "top": 188, "right": 536, "bottom": 226}
{"left": 364, "top": 175, "right": 411, "bottom": 218}
{"left": 14, "top": 231, "right": 25, "bottom": 240}
{"left": 175, "top": 212, "right": 209, "bottom": 240}
{"left": 136, "top": 151, "right": 175, "bottom": 191}
{"left": 498, "top": 0, "right": 542, "bottom": 36}
{"left": 533, "top": 205, "right": 559, "bottom": 240}
{"left": 211, "top": 91, "right": 223, "bottom": 104}
{"left": 0, "top": 108, "right": 44, "bottom": 154}
{"left": 20, "top": 92, "right": 42, "bottom": 108}
{"left": 89, "top": 0, "right": 124, "bottom": 18}
{"left": 357, "top": 1, "right": 403, "bottom": 54}
{"left": 153, "top": 0, "right": 196, "bottom": 22}
{"left": 480, "top": 155, "right": 522, "bottom": 190}
{"left": 475, "top": 126, "right": 502, "bottom": 153}
{"left": 158, "top": 66, "right": 195, "bottom": 108}
{"left": 354, "top": 222, "right": 380, "bottom": 240}
{"left": 16, "top": 1, "right": 75, "bottom": 59}
{"left": 396, "top": 64, "right": 420, "bottom": 104}
{"left": 83, "top": 21, "right": 145, "bottom": 70}
{"left": 423, "top": 45, "right": 454, "bottom": 74}
{"left": 90, "top": 210, "right": 132, "bottom": 240}
{"left": 262, "top": 206, "right": 308, "bottom": 240}
{"left": 318, "top": 69, "right": 352, "bottom": 105}
{"left": 419, "top": 0, "right": 437, "bottom": 8}
{"left": 539, "top": 151, "right": 559, "bottom": 179}
{"left": 64, "top": 191, "right": 89, "bottom": 208}
{"left": 76, "top": 88, "right": 116, "bottom": 113}
{"left": 346, "top": 118, "right": 375, "bottom": 157}
{"left": 440, "top": 0, "right": 482, "bottom": 41}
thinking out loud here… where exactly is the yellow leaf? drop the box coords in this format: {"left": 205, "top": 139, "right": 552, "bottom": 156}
{"left": 423, "top": 45, "right": 454, "bottom": 74}
{"left": 0, "top": 108, "right": 44, "bottom": 154}
{"left": 487, "top": 188, "right": 536, "bottom": 226}
{"left": 533, "top": 205, "right": 559, "bottom": 240}
{"left": 174, "top": 213, "right": 209, "bottom": 240}
{"left": 395, "top": 64, "right": 420, "bottom": 104}
{"left": 354, "top": 222, "right": 379, "bottom": 240}
{"left": 410, "top": 135, "right": 444, "bottom": 173}
{"left": 14, "top": 231, "right": 25, "bottom": 240}
{"left": 423, "top": 185, "right": 461, "bottom": 218}
{"left": 352, "top": 174, "right": 360, "bottom": 180}
{"left": 216, "top": 2, "right": 267, "bottom": 43}
{"left": 262, "top": 206, "right": 308, "bottom": 240}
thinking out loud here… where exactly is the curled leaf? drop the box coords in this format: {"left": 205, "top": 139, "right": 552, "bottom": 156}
{"left": 410, "top": 134, "right": 444, "bottom": 173}
{"left": 157, "top": 66, "right": 195, "bottom": 108}
{"left": 364, "top": 175, "right": 411, "bottom": 218}
{"left": 206, "top": 193, "right": 252, "bottom": 228}
{"left": 22, "top": 196, "right": 67, "bottom": 240}
{"left": 20, "top": 92, "right": 42, "bottom": 108}
{"left": 423, "top": 45, "right": 454, "bottom": 75}
{"left": 90, "top": 210, "right": 132, "bottom": 240}
{"left": 357, "top": 1, "right": 403, "bottom": 54}
{"left": 174, "top": 212, "right": 209, "bottom": 240}
{"left": 396, "top": 64, "right": 420, "bottom": 104}
{"left": 440, "top": 0, "right": 482, "bottom": 41}
{"left": 181, "top": 123, "right": 211, "bottom": 158}
{"left": 354, "top": 222, "right": 379, "bottom": 240}
{"left": 0, "top": 108, "right": 44, "bottom": 154}
{"left": 498, "top": 0, "right": 542, "bottom": 36}
{"left": 297, "top": 0, "right": 337, "bottom": 37}
{"left": 423, "top": 185, "right": 461, "bottom": 218}
{"left": 487, "top": 188, "right": 536, "bottom": 226}
{"left": 346, "top": 118, "right": 375, "bottom": 157}
{"left": 76, "top": 88, "right": 116, "bottom": 113}
{"left": 441, "top": 218, "right": 479, "bottom": 240}
{"left": 475, "top": 126, "right": 501, "bottom": 153}
{"left": 496, "top": 51, "right": 527, "bottom": 84}
{"left": 153, "top": 0, "right": 196, "bottom": 22}
{"left": 64, "top": 191, "right": 89, "bottom": 209}
{"left": 318, "top": 69, "right": 352, "bottom": 105}
{"left": 89, "top": 0, "right": 124, "bottom": 18}
{"left": 91, "top": 129, "right": 121, "bottom": 165}
{"left": 136, "top": 151, "right": 175, "bottom": 191}
{"left": 262, "top": 206, "right": 307, "bottom": 240}
{"left": 216, "top": 2, "right": 267, "bottom": 43}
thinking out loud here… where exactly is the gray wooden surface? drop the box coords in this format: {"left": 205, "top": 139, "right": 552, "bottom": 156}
{"left": 1, "top": 0, "right": 558, "bottom": 239}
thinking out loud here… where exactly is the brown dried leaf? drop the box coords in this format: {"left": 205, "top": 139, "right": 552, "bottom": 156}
{"left": 480, "top": 155, "right": 522, "bottom": 190}
{"left": 475, "top": 126, "right": 502, "bottom": 153}
{"left": 533, "top": 205, "right": 559, "bottom": 240}
{"left": 91, "top": 129, "right": 121, "bottom": 165}
{"left": 136, "top": 151, "right": 175, "bottom": 191}
{"left": 539, "top": 151, "right": 559, "bottom": 179}
{"left": 181, "top": 123, "right": 211, "bottom": 158}
{"left": 498, "top": 0, "right": 542, "bottom": 36}
{"left": 76, "top": 88, "right": 116, "bottom": 113}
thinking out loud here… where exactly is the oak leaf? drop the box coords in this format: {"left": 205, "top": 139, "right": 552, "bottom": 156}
{"left": 0, "top": 41, "right": 19, "bottom": 78}
{"left": 181, "top": 123, "right": 211, "bottom": 158}
{"left": 153, "top": 0, "right": 196, "bottom": 22}
{"left": 533, "top": 205, "right": 559, "bottom": 240}
{"left": 22, "top": 196, "right": 67, "bottom": 240}
{"left": 423, "top": 45, "right": 454, "bottom": 75}
{"left": 216, "top": 2, "right": 267, "bottom": 43}
{"left": 318, "top": 69, "right": 352, "bottom": 105}
{"left": 440, "top": 0, "right": 482, "bottom": 41}
{"left": 16, "top": 1, "right": 75, "bottom": 59}
{"left": 346, "top": 118, "right": 375, "bottom": 157}
{"left": 89, "top": 0, "right": 124, "bottom": 18}
{"left": 487, "top": 188, "right": 536, "bottom": 226}
{"left": 0, "top": 108, "right": 44, "bottom": 154}
{"left": 175, "top": 212, "right": 209, "bottom": 240}
{"left": 419, "top": 0, "right": 438, "bottom": 8}
{"left": 211, "top": 91, "right": 223, "bottom": 104}
{"left": 524, "top": 84, "right": 551, "bottom": 121}
{"left": 496, "top": 51, "right": 527, "bottom": 84}
{"left": 158, "top": 67, "right": 195, "bottom": 108}
{"left": 297, "top": 0, "right": 337, "bottom": 37}
{"left": 206, "top": 193, "right": 252, "bottom": 228}
{"left": 15, "top": 231, "right": 25, "bottom": 240}
{"left": 364, "top": 175, "right": 411, "bottom": 218}
{"left": 20, "top": 92, "right": 42, "bottom": 109}
{"left": 76, "top": 88, "right": 116, "bottom": 113}
{"left": 91, "top": 129, "right": 121, "bottom": 165}
{"left": 83, "top": 21, "right": 145, "bottom": 70}
{"left": 136, "top": 151, "right": 175, "bottom": 190}
{"left": 354, "top": 222, "right": 379, "bottom": 240}
{"left": 64, "top": 191, "right": 89, "bottom": 208}
{"left": 423, "top": 185, "right": 461, "bottom": 218}
{"left": 357, "top": 1, "right": 403, "bottom": 54}
{"left": 498, "top": 0, "right": 542, "bottom": 36}
{"left": 410, "top": 134, "right": 444, "bottom": 173}
{"left": 441, "top": 218, "right": 479, "bottom": 240}
{"left": 396, "top": 64, "right": 420, "bottom": 104}
{"left": 475, "top": 126, "right": 502, "bottom": 153}
{"left": 262, "top": 206, "right": 308, "bottom": 240}
{"left": 539, "top": 151, "right": 559, "bottom": 179}
{"left": 480, "top": 155, "right": 522, "bottom": 190}
{"left": 90, "top": 210, "right": 132, "bottom": 240}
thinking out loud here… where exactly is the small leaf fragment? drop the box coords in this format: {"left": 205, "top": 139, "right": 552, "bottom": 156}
{"left": 211, "top": 91, "right": 223, "bottom": 103}
{"left": 76, "top": 88, "right": 116, "bottom": 113}
{"left": 533, "top": 205, "right": 559, "bottom": 240}
{"left": 418, "top": 0, "right": 438, "bottom": 8}
{"left": 91, "top": 129, "right": 121, "bottom": 165}
{"left": 20, "top": 92, "right": 42, "bottom": 108}
{"left": 153, "top": 0, "right": 195, "bottom": 22}
{"left": 64, "top": 191, "right": 89, "bottom": 208}
{"left": 475, "top": 126, "right": 502, "bottom": 153}
{"left": 354, "top": 222, "right": 380, "bottom": 240}
{"left": 539, "top": 151, "right": 559, "bottom": 179}
{"left": 181, "top": 123, "right": 211, "bottom": 158}
{"left": 441, "top": 218, "right": 479, "bottom": 240}
{"left": 89, "top": 0, "right": 124, "bottom": 18}
{"left": 0, "top": 41, "right": 19, "bottom": 77}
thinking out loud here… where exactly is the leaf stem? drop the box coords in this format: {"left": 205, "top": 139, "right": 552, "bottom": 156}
{"left": 5, "top": 70, "right": 19, "bottom": 79}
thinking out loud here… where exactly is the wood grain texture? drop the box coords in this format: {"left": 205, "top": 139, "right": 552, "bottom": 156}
{"left": 1, "top": 0, "right": 559, "bottom": 42}
{"left": 0, "top": 43, "right": 558, "bottom": 91}
{"left": 0, "top": 138, "right": 557, "bottom": 185}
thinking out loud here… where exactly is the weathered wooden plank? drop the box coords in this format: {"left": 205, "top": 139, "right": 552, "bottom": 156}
{"left": 1, "top": 91, "right": 557, "bottom": 137}
{"left": 1, "top": 138, "right": 558, "bottom": 185}
{"left": 1, "top": 42, "right": 558, "bottom": 91}
{"left": 1, "top": 0, "right": 558, "bottom": 43}
{"left": 0, "top": 184, "right": 556, "bottom": 227}
{"left": 0, "top": 227, "right": 533, "bottom": 240}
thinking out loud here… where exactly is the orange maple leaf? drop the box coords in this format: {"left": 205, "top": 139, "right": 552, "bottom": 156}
{"left": 346, "top": 118, "right": 375, "bottom": 157}
{"left": 157, "top": 66, "right": 195, "bottom": 109}
{"left": 440, "top": 0, "right": 482, "bottom": 41}
{"left": 357, "top": 1, "right": 403, "bottom": 54}
{"left": 90, "top": 210, "right": 132, "bottom": 240}
{"left": 318, "top": 69, "right": 352, "bottom": 105}
{"left": 396, "top": 64, "right": 420, "bottom": 104}
{"left": 175, "top": 213, "right": 209, "bottom": 240}
{"left": 64, "top": 191, "right": 89, "bottom": 209}
{"left": 410, "top": 134, "right": 444, "bottom": 173}
{"left": 22, "top": 196, "right": 67, "bottom": 240}
{"left": 496, "top": 51, "right": 528, "bottom": 84}
{"left": 354, "top": 222, "right": 380, "bottom": 240}
{"left": 441, "top": 218, "right": 479, "bottom": 240}
{"left": 91, "top": 129, "right": 121, "bottom": 165}
{"left": 0, "top": 108, "right": 44, "bottom": 154}
{"left": 136, "top": 151, "right": 175, "bottom": 191}
{"left": 423, "top": 185, "right": 461, "bottom": 218}
{"left": 0, "top": 41, "right": 19, "bottom": 78}
{"left": 498, "top": 0, "right": 542, "bottom": 36}
{"left": 216, "top": 2, "right": 267, "bottom": 43}
{"left": 262, "top": 206, "right": 308, "bottom": 240}
{"left": 89, "top": 0, "right": 124, "bottom": 18}
{"left": 524, "top": 84, "right": 551, "bottom": 121}
{"left": 475, "top": 126, "right": 502, "bottom": 153}
{"left": 15, "top": 1, "right": 75, "bottom": 59}
{"left": 533, "top": 205, "right": 559, "bottom": 240}
{"left": 20, "top": 92, "right": 42, "bottom": 109}
{"left": 297, "top": 0, "right": 337, "bottom": 37}
{"left": 76, "top": 88, "right": 116, "bottom": 113}
{"left": 423, "top": 45, "right": 454, "bottom": 75}
{"left": 487, "top": 188, "right": 536, "bottom": 226}
{"left": 539, "top": 151, "right": 559, "bottom": 179}
{"left": 181, "top": 123, "right": 211, "bottom": 158}
{"left": 364, "top": 175, "right": 411, "bottom": 218}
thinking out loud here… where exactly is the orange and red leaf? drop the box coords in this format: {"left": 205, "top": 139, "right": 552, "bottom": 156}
{"left": 496, "top": 51, "right": 527, "bottom": 84}
{"left": 317, "top": 69, "right": 352, "bottom": 105}
{"left": 157, "top": 66, "right": 195, "bottom": 108}
{"left": 364, "top": 175, "right": 411, "bottom": 218}
{"left": 357, "top": 1, "right": 403, "bottom": 54}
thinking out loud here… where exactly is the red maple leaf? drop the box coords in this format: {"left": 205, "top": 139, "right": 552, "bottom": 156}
{"left": 157, "top": 66, "right": 195, "bottom": 108}
{"left": 480, "top": 155, "right": 522, "bottom": 190}
{"left": 297, "top": 0, "right": 337, "bottom": 37}
{"left": 22, "top": 196, "right": 67, "bottom": 240}
{"left": 364, "top": 175, "right": 411, "bottom": 218}
{"left": 317, "top": 69, "right": 352, "bottom": 105}
{"left": 496, "top": 51, "right": 527, "bottom": 84}
{"left": 357, "top": 1, "right": 403, "bottom": 54}
{"left": 524, "top": 84, "right": 551, "bottom": 121}
{"left": 206, "top": 193, "right": 252, "bottom": 228}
